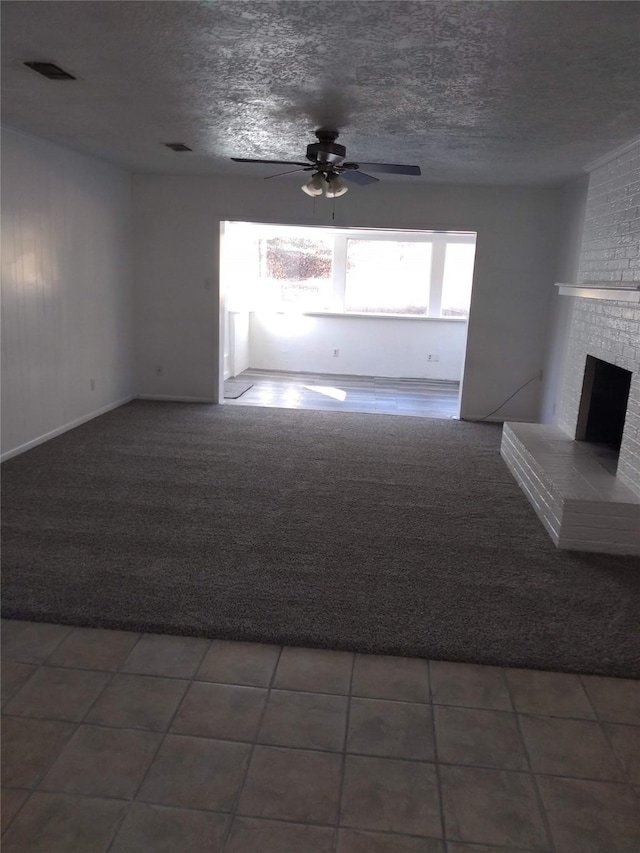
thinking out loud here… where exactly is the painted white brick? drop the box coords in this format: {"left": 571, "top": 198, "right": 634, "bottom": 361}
{"left": 501, "top": 423, "right": 640, "bottom": 555}
{"left": 578, "top": 142, "right": 640, "bottom": 286}
{"left": 504, "top": 141, "right": 640, "bottom": 554}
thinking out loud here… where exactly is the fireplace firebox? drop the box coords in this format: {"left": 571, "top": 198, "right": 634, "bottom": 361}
{"left": 576, "top": 356, "right": 632, "bottom": 467}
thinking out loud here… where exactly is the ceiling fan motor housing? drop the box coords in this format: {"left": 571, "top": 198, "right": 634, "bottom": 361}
{"left": 306, "top": 142, "right": 346, "bottom": 164}
{"left": 306, "top": 129, "right": 346, "bottom": 165}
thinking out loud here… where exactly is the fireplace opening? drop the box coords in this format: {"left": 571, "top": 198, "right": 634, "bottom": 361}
{"left": 576, "top": 356, "right": 632, "bottom": 473}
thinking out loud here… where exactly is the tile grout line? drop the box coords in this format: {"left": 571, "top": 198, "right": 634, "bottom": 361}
{"left": 0, "top": 788, "right": 31, "bottom": 842}
{"left": 5, "top": 653, "right": 639, "bottom": 724}
{"left": 445, "top": 840, "right": 541, "bottom": 853}
{"left": 0, "top": 660, "right": 42, "bottom": 713}
{"left": 37, "top": 623, "right": 76, "bottom": 659}
{"left": 0, "top": 784, "right": 551, "bottom": 849}
{"left": 1, "top": 783, "right": 453, "bottom": 838}
{"left": 0, "top": 789, "right": 34, "bottom": 839}
{"left": 103, "top": 635, "right": 212, "bottom": 853}
{"left": 219, "top": 645, "right": 284, "bottom": 852}
{"left": 5, "top": 709, "right": 635, "bottom": 786}
{"left": 0, "top": 620, "right": 74, "bottom": 687}
{"left": 19, "top": 664, "right": 122, "bottom": 842}
{"left": 428, "top": 661, "right": 448, "bottom": 847}
{"left": 1, "top": 625, "right": 129, "bottom": 839}
{"left": 331, "top": 652, "right": 356, "bottom": 852}
{"left": 503, "top": 669, "right": 557, "bottom": 853}
{"left": 37, "top": 665, "right": 121, "bottom": 784}
{"left": 578, "top": 674, "right": 601, "bottom": 718}
{"left": 577, "top": 673, "right": 633, "bottom": 785}
{"left": 46, "top": 660, "right": 132, "bottom": 853}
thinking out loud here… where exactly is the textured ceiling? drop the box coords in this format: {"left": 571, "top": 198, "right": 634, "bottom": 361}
{"left": 2, "top": 1, "right": 639, "bottom": 185}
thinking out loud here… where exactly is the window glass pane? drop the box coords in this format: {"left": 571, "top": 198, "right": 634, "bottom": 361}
{"left": 441, "top": 243, "right": 476, "bottom": 318}
{"left": 258, "top": 232, "right": 333, "bottom": 311}
{"left": 345, "top": 240, "right": 431, "bottom": 315}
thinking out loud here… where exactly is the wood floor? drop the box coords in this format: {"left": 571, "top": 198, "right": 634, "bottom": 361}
{"left": 224, "top": 369, "right": 460, "bottom": 419}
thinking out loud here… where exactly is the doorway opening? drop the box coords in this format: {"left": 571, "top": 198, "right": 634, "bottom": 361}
{"left": 219, "top": 221, "right": 477, "bottom": 419}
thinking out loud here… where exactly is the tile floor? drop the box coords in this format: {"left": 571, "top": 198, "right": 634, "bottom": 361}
{"left": 1, "top": 619, "right": 639, "bottom": 852}
{"left": 224, "top": 370, "right": 460, "bottom": 419}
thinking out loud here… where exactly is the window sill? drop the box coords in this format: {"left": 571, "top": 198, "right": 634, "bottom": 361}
{"left": 300, "top": 312, "right": 468, "bottom": 321}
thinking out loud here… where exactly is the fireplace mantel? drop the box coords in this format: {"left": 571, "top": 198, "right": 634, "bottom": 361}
{"left": 556, "top": 283, "right": 640, "bottom": 303}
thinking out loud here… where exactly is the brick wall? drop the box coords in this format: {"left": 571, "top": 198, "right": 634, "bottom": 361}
{"left": 558, "top": 141, "right": 640, "bottom": 495}
{"left": 578, "top": 141, "right": 640, "bottom": 285}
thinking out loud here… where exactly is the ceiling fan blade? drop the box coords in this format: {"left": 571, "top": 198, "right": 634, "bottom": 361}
{"left": 264, "top": 168, "right": 313, "bottom": 179}
{"left": 342, "top": 170, "right": 379, "bottom": 185}
{"left": 354, "top": 163, "right": 422, "bottom": 176}
{"left": 231, "top": 157, "right": 310, "bottom": 167}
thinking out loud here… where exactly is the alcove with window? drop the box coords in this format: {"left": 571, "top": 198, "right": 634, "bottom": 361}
{"left": 220, "top": 221, "right": 477, "bottom": 414}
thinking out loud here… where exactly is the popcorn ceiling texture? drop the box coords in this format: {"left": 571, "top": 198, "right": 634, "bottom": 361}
{"left": 560, "top": 142, "right": 640, "bottom": 495}
{"left": 2, "top": 1, "right": 640, "bottom": 184}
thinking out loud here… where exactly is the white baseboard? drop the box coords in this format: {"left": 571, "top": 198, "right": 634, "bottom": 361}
{"left": 1, "top": 395, "right": 136, "bottom": 462}
{"left": 137, "top": 395, "right": 216, "bottom": 403}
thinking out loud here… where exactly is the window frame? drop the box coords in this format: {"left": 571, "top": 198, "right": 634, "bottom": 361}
{"left": 227, "top": 222, "right": 476, "bottom": 319}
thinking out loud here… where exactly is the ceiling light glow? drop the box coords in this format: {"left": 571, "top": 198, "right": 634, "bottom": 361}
{"left": 302, "top": 173, "right": 325, "bottom": 197}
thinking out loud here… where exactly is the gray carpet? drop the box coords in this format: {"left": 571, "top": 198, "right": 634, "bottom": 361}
{"left": 223, "top": 380, "right": 254, "bottom": 399}
{"left": 2, "top": 401, "right": 639, "bottom": 677}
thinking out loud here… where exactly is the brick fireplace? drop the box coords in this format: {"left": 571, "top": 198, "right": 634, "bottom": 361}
{"left": 501, "top": 138, "right": 640, "bottom": 555}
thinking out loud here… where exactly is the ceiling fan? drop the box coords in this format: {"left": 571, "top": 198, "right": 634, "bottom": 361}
{"left": 231, "top": 129, "right": 421, "bottom": 198}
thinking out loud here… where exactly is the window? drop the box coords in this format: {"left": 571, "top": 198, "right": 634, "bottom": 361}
{"left": 345, "top": 240, "right": 432, "bottom": 315}
{"left": 441, "top": 243, "right": 476, "bottom": 318}
{"left": 261, "top": 233, "right": 334, "bottom": 312}
{"left": 223, "top": 222, "right": 476, "bottom": 318}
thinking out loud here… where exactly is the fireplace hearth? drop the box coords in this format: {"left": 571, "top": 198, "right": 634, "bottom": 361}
{"left": 500, "top": 348, "right": 638, "bottom": 555}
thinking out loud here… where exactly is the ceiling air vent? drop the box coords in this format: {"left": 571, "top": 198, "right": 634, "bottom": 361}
{"left": 164, "top": 143, "right": 192, "bottom": 152}
{"left": 24, "top": 62, "right": 75, "bottom": 80}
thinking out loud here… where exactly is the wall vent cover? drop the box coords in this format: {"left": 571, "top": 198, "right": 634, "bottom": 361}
{"left": 24, "top": 62, "right": 75, "bottom": 80}
{"left": 164, "top": 143, "right": 192, "bottom": 152}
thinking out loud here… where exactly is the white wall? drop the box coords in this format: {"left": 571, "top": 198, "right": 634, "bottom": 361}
{"left": 249, "top": 313, "right": 466, "bottom": 380}
{"left": 230, "top": 311, "right": 250, "bottom": 377}
{"left": 133, "top": 175, "right": 561, "bottom": 420}
{"left": 540, "top": 176, "right": 589, "bottom": 423}
{"left": 1, "top": 128, "right": 134, "bottom": 458}
{"left": 133, "top": 177, "right": 220, "bottom": 401}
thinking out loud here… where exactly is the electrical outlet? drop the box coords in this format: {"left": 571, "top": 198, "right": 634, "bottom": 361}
{"left": 155, "top": 366, "right": 163, "bottom": 376}
{"left": 90, "top": 379, "right": 95, "bottom": 391}
{"left": 427, "top": 353, "right": 440, "bottom": 362}
{"left": 333, "top": 348, "right": 340, "bottom": 357}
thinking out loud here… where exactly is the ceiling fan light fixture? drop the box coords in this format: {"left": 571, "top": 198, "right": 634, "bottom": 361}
{"left": 324, "top": 174, "right": 348, "bottom": 198}
{"left": 302, "top": 173, "right": 324, "bottom": 197}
